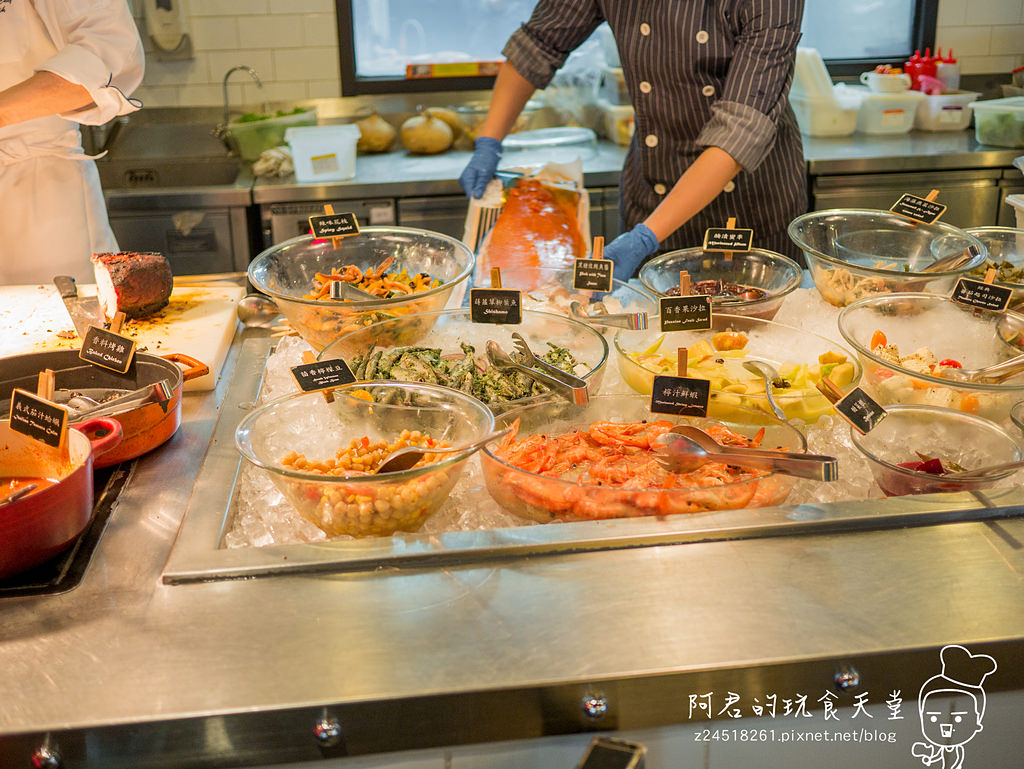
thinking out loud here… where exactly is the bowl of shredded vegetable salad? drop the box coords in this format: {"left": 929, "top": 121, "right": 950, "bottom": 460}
{"left": 788, "top": 208, "right": 986, "bottom": 307}
{"left": 248, "top": 227, "right": 474, "bottom": 351}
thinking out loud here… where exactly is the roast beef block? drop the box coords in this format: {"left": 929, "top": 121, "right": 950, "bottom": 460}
{"left": 92, "top": 252, "right": 173, "bottom": 320}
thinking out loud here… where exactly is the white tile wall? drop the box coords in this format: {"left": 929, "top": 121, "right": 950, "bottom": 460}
{"left": 132, "top": 0, "right": 1024, "bottom": 108}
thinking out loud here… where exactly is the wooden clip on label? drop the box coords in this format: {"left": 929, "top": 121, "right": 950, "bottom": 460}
{"left": 815, "top": 377, "right": 887, "bottom": 434}
{"left": 649, "top": 374, "right": 710, "bottom": 417}
{"left": 659, "top": 294, "right": 712, "bottom": 332}
{"left": 702, "top": 217, "right": 753, "bottom": 253}
{"left": 890, "top": 189, "right": 946, "bottom": 225}
{"left": 80, "top": 324, "right": 137, "bottom": 374}
{"left": 9, "top": 387, "right": 69, "bottom": 450}
{"left": 950, "top": 277, "right": 1012, "bottom": 312}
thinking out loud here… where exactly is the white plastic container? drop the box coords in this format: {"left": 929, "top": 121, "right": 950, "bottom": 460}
{"left": 790, "top": 89, "right": 858, "bottom": 137}
{"left": 596, "top": 98, "right": 635, "bottom": 145}
{"left": 913, "top": 90, "right": 980, "bottom": 131}
{"left": 972, "top": 96, "right": 1024, "bottom": 148}
{"left": 598, "top": 67, "right": 630, "bottom": 105}
{"left": 285, "top": 124, "right": 359, "bottom": 183}
{"left": 847, "top": 86, "right": 924, "bottom": 134}
{"left": 1008, "top": 194, "right": 1024, "bottom": 229}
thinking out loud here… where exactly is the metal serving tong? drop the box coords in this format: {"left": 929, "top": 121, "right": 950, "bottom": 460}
{"left": 654, "top": 425, "right": 838, "bottom": 482}
{"left": 486, "top": 340, "right": 589, "bottom": 405}
{"left": 569, "top": 300, "right": 649, "bottom": 331}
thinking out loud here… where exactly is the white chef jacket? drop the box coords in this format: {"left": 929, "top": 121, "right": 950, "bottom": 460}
{"left": 0, "top": 0, "right": 144, "bottom": 286}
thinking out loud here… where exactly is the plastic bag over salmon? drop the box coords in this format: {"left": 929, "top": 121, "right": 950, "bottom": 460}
{"left": 465, "top": 159, "right": 591, "bottom": 286}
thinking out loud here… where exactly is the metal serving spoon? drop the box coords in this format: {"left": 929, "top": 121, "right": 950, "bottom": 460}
{"left": 939, "top": 457, "right": 1024, "bottom": 482}
{"left": 237, "top": 294, "right": 282, "bottom": 328}
{"left": 940, "top": 353, "right": 1024, "bottom": 384}
{"left": 655, "top": 426, "right": 838, "bottom": 481}
{"left": 376, "top": 428, "right": 512, "bottom": 474}
{"left": 486, "top": 340, "right": 589, "bottom": 405}
{"left": 0, "top": 484, "right": 38, "bottom": 507}
{"left": 742, "top": 359, "right": 787, "bottom": 421}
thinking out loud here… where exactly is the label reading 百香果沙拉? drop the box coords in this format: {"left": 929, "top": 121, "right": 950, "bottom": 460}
{"left": 659, "top": 294, "right": 712, "bottom": 332}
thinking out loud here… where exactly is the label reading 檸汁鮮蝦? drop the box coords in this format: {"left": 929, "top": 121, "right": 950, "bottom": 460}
{"left": 572, "top": 258, "right": 614, "bottom": 292}
{"left": 79, "top": 325, "right": 136, "bottom": 374}
{"left": 290, "top": 358, "right": 357, "bottom": 392}
{"left": 702, "top": 227, "right": 753, "bottom": 252}
{"left": 470, "top": 288, "right": 523, "bottom": 325}
{"left": 8, "top": 388, "right": 68, "bottom": 449}
{"left": 951, "top": 278, "right": 1012, "bottom": 312}
{"left": 833, "top": 387, "right": 887, "bottom": 435}
{"left": 659, "top": 295, "right": 712, "bottom": 332}
{"left": 890, "top": 193, "right": 947, "bottom": 225}
{"left": 308, "top": 211, "right": 359, "bottom": 239}
{"left": 649, "top": 375, "right": 711, "bottom": 417}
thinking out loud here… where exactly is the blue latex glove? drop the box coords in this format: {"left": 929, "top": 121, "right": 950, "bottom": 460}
{"left": 459, "top": 136, "right": 502, "bottom": 199}
{"left": 603, "top": 223, "right": 660, "bottom": 279}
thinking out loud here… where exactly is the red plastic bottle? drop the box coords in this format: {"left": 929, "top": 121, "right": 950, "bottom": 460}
{"left": 905, "top": 49, "right": 922, "bottom": 90}
{"left": 920, "top": 47, "right": 938, "bottom": 83}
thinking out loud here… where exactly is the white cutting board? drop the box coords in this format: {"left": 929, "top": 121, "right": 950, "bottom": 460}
{"left": 0, "top": 282, "right": 245, "bottom": 391}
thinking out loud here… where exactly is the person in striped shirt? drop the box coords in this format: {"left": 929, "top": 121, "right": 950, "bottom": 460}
{"left": 459, "top": 0, "right": 809, "bottom": 276}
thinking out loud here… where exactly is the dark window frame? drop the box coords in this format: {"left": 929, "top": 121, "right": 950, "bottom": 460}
{"left": 336, "top": 0, "right": 938, "bottom": 95}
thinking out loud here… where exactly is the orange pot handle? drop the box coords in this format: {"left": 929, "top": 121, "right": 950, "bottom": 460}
{"left": 162, "top": 352, "right": 209, "bottom": 382}
{"left": 74, "top": 417, "right": 124, "bottom": 457}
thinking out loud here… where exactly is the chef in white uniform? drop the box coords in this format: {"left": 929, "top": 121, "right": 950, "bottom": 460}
{"left": 0, "top": 0, "right": 144, "bottom": 286}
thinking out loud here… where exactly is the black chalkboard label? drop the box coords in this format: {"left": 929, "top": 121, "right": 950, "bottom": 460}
{"left": 951, "top": 278, "right": 1012, "bottom": 312}
{"left": 309, "top": 212, "right": 360, "bottom": 239}
{"left": 79, "top": 326, "right": 136, "bottom": 374}
{"left": 470, "top": 288, "right": 522, "bottom": 324}
{"left": 649, "top": 375, "right": 711, "bottom": 416}
{"left": 702, "top": 227, "right": 753, "bottom": 252}
{"left": 290, "top": 358, "right": 357, "bottom": 392}
{"left": 834, "top": 387, "right": 887, "bottom": 434}
{"left": 572, "top": 258, "right": 614, "bottom": 292}
{"left": 8, "top": 388, "right": 68, "bottom": 448}
{"left": 659, "top": 295, "right": 712, "bottom": 332}
{"left": 890, "top": 193, "right": 947, "bottom": 225}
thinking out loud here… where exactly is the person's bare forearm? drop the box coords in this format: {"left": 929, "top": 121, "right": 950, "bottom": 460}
{"left": 643, "top": 146, "right": 743, "bottom": 241}
{"left": 477, "top": 63, "right": 536, "bottom": 141}
{"left": 0, "top": 71, "right": 95, "bottom": 129}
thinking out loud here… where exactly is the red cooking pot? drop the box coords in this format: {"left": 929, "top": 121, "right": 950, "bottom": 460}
{"left": 0, "top": 350, "right": 208, "bottom": 468}
{"left": 0, "top": 417, "right": 122, "bottom": 579}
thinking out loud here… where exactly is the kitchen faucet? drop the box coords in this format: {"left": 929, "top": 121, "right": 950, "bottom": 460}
{"left": 222, "top": 64, "right": 264, "bottom": 127}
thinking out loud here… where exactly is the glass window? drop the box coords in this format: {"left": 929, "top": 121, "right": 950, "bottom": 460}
{"left": 336, "top": 0, "right": 937, "bottom": 94}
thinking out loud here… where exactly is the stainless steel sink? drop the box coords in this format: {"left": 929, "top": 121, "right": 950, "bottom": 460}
{"left": 97, "top": 156, "right": 243, "bottom": 189}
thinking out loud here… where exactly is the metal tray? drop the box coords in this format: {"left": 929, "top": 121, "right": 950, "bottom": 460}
{"left": 162, "top": 336, "right": 1024, "bottom": 584}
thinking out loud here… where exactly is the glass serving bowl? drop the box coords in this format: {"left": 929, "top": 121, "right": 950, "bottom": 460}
{"left": 480, "top": 395, "right": 808, "bottom": 523}
{"left": 850, "top": 404, "right": 1023, "bottom": 497}
{"left": 248, "top": 227, "right": 475, "bottom": 351}
{"left": 787, "top": 208, "right": 987, "bottom": 307}
{"left": 964, "top": 226, "right": 1024, "bottom": 306}
{"left": 235, "top": 382, "right": 494, "bottom": 538}
{"left": 837, "top": 292, "right": 1024, "bottom": 424}
{"left": 496, "top": 265, "right": 657, "bottom": 319}
{"left": 613, "top": 314, "right": 862, "bottom": 423}
{"left": 637, "top": 247, "right": 802, "bottom": 320}
{"left": 318, "top": 308, "right": 610, "bottom": 412}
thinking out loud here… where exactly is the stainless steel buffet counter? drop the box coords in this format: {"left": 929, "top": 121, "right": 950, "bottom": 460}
{"left": 2, "top": 321, "right": 1024, "bottom": 769}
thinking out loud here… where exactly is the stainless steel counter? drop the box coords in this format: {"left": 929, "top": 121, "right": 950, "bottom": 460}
{"left": 2, "top": 325, "right": 1024, "bottom": 769}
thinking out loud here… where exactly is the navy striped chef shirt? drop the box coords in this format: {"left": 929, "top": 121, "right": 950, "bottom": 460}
{"left": 504, "top": 0, "right": 809, "bottom": 264}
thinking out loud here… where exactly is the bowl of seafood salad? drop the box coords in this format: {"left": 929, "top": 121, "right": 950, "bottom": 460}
{"left": 235, "top": 382, "right": 494, "bottom": 538}
{"left": 495, "top": 265, "right": 657, "bottom": 318}
{"left": 787, "top": 208, "right": 986, "bottom": 307}
{"left": 837, "top": 293, "right": 1024, "bottom": 423}
{"left": 613, "top": 314, "right": 862, "bottom": 423}
{"left": 481, "top": 395, "right": 807, "bottom": 523}
{"left": 318, "top": 308, "right": 609, "bottom": 409}
{"left": 964, "top": 226, "right": 1024, "bottom": 306}
{"left": 638, "top": 246, "right": 802, "bottom": 319}
{"left": 850, "top": 404, "right": 1023, "bottom": 497}
{"left": 247, "top": 226, "right": 474, "bottom": 351}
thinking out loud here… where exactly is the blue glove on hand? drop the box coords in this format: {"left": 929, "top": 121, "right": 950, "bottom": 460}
{"left": 459, "top": 136, "right": 502, "bottom": 199}
{"left": 603, "top": 223, "right": 660, "bottom": 279}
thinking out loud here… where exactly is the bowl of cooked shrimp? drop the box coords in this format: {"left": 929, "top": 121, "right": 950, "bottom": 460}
{"left": 480, "top": 394, "right": 809, "bottom": 523}
{"left": 248, "top": 227, "right": 474, "bottom": 351}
